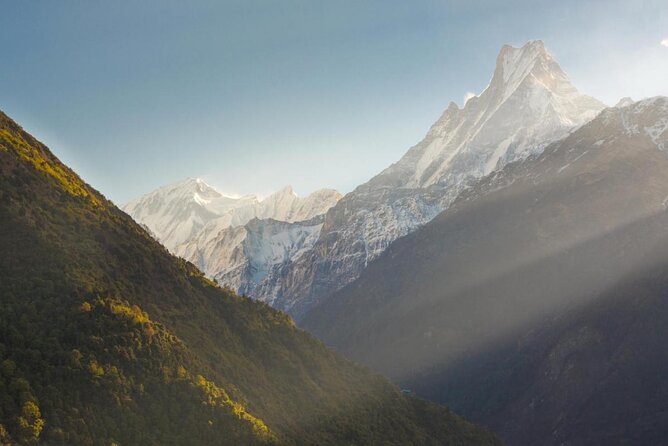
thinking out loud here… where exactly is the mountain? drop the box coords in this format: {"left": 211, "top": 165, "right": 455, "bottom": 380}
{"left": 177, "top": 216, "right": 324, "bottom": 304}
{"left": 124, "top": 181, "right": 341, "bottom": 302}
{"left": 255, "top": 186, "right": 341, "bottom": 224}
{"left": 0, "top": 111, "right": 499, "bottom": 445}
{"left": 615, "top": 96, "right": 635, "bottom": 108}
{"left": 248, "top": 40, "right": 606, "bottom": 318}
{"left": 123, "top": 181, "right": 340, "bottom": 252}
{"left": 122, "top": 178, "right": 259, "bottom": 251}
{"left": 368, "top": 40, "right": 604, "bottom": 189}
{"left": 302, "top": 97, "right": 668, "bottom": 445}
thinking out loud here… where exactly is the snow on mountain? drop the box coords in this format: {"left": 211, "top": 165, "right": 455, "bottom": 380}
{"left": 123, "top": 179, "right": 341, "bottom": 252}
{"left": 616, "top": 96, "right": 668, "bottom": 151}
{"left": 301, "top": 97, "right": 668, "bottom": 446}
{"left": 122, "top": 178, "right": 259, "bottom": 251}
{"left": 123, "top": 40, "right": 607, "bottom": 319}
{"left": 124, "top": 179, "right": 340, "bottom": 300}
{"left": 614, "top": 97, "right": 635, "bottom": 108}
{"left": 253, "top": 185, "right": 342, "bottom": 223}
{"left": 178, "top": 216, "right": 325, "bottom": 303}
{"left": 251, "top": 40, "right": 607, "bottom": 318}
{"left": 368, "top": 40, "right": 604, "bottom": 190}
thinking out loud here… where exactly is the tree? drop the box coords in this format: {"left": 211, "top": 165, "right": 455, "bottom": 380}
{"left": 15, "top": 401, "right": 44, "bottom": 442}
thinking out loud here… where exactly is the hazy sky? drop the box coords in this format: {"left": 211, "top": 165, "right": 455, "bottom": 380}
{"left": 1, "top": 1, "right": 667, "bottom": 203}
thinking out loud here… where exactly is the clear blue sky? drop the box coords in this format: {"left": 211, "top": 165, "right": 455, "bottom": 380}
{"left": 1, "top": 0, "right": 667, "bottom": 203}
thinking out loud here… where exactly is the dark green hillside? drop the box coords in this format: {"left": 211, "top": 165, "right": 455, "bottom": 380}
{"left": 0, "top": 110, "right": 499, "bottom": 445}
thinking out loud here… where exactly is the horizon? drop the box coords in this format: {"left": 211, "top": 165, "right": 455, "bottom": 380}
{"left": 1, "top": 1, "right": 667, "bottom": 204}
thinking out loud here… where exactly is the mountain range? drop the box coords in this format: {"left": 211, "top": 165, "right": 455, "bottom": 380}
{"left": 123, "top": 180, "right": 340, "bottom": 253}
{"left": 264, "top": 40, "right": 606, "bottom": 318}
{"left": 123, "top": 181, "right": 341, "bottom": 302}
{"left": 119, "top": 39, "right": 668, "bottom": 444}
{"left": 126, "top": 40, "right": 606, "bottom": 319}
{"left": 0, "top": 110, "right": 498, "bottom": 444}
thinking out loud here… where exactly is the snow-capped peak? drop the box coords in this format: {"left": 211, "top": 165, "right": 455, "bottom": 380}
{"left": 162, "top": 177, "right": 219, "bottom": 197}
{"left": 124, "top": 179, "right": 341, "bottom": 252}
{"left": 122, "top": 178, "right": 260, "bottom": 251}
{"left": 257, "top": 185, "right": 342, "bottom": 223}
{"left": 366, "top": 40, "right": 605, "bottom": 190}
{"left": 495, "top": 40, "right": 552, "bottom": 96}
{"left": 614, "top": 97, "right": 635, "bottom": 108}
{"left": 266, "top": 185, "right": 297, "bottom": 200}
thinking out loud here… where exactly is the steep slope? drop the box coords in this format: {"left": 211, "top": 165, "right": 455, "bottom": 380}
{"left": 178, "top": 216, "right": 324, "bottom": 304}
{"left": 303, "top": 98, "right": 668, "bottom": 445}
{"left": 255, "top": 40, "right": 605, "bottom": 318}
{"left": 124, "top": 181, "right": 340, "bottom": 253}
{"left": 0, "top": 111, "right": 499, "bottom": 445}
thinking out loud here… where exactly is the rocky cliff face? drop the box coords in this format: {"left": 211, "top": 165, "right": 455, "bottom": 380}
{"left": 253, "top": 40, "right": 605, "bottom": 318}
{"left": 177, "top": 216, "right": 324, "bottom": 304}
